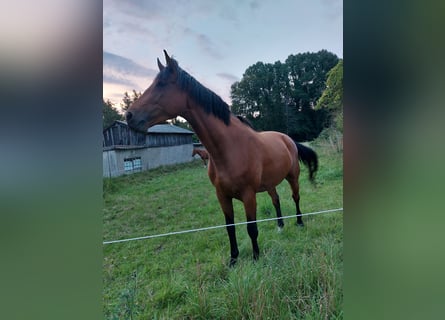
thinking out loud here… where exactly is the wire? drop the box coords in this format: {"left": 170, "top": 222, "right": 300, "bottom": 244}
{"left": 103, "top": 207, "right": 343, "bottom": 245}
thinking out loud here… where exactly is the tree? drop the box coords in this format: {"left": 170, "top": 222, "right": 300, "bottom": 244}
{"left": 231, "top": 50, "right": 339, "bottom": 141}
{"left": 102, "top": 99, "right": 123, "bottom": 129}
{"left": 121, "top": 90, "right": 141, "bottom": 112}
{"left": 102, "top": 90, "right": 143, "bottom": 130}
{"left": 315, "top": 60, "right": 343, "bottom": 132}
{"left": 231, "top": 61, "right": 287, "bottom": 132}
{"left": 103, "top": 99, "right": 123, "bottom": 129}
{"left": 284, "top": 50, "right": 339, "bottom": 141}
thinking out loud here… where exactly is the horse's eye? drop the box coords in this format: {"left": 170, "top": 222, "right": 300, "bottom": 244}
{"left": 156, "top": 81, "right": 166, "bottom": 88}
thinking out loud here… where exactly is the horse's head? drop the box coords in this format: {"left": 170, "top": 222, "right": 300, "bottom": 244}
{"left": 126, "top": 50, "right": 187, "bottom": 132}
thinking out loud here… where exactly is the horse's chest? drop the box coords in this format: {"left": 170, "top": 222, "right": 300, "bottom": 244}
{"left": 208, "top": 167, "right": 256, "bottom": 198}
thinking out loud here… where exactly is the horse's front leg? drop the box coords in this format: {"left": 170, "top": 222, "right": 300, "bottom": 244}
{"left": 242, "top": 190, "right": 259, "bottom": 261}
{"left": 217, "top": 192, "right": 239, "bottom": 266}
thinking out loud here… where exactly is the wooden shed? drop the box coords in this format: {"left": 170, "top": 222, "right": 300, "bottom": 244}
{"left": 103, "top": 121, "right": 194, "bottom": 177}
{"left": 103, "top": 120, "right": 145, "bottom": 147}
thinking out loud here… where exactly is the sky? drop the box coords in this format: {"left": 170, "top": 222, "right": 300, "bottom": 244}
{"left": 103, "top": 0, "right": 343, "bottom": 109}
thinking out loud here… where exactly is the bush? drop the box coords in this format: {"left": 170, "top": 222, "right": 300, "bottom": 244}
{"left": 313, "top": 127, "right": 343, "bottom": 153}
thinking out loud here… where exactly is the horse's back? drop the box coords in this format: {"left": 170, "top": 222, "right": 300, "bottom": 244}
{"left": 257, "top": 131, "right": 297, "bottom": 160}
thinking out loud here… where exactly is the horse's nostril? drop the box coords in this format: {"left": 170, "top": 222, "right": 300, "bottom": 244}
{"left": 126, "top": 111, "right": 133, "bottom": 122}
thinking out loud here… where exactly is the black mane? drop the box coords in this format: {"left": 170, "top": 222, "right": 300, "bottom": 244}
{"left": 236, "top": 115, "right": 255, "bottom": 129}
{"left": 161, "top": 58, "right": 231, "bottom": 125}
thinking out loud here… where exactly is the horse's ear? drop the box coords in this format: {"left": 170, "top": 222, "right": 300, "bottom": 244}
{"left": 163, "top": 49, "right": 178, "bottom": 75}
{"left": 163, "top": 50, "right": 172, "bottom": 66}
{"left": 157, "top": 58, "right": 165, "bottom": 71}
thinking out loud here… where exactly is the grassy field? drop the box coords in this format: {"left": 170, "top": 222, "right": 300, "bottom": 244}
{"left": 103, "top": 145, "right": 343, "bottom": 319}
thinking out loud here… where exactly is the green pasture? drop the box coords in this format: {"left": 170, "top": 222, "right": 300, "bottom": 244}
{"left": 103, "top": 145, "right": 343, "bottom": 319}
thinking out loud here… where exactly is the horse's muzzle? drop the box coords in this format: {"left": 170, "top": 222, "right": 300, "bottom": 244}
{"left": 125, "top": 111, "right": 133, "bottom": 122}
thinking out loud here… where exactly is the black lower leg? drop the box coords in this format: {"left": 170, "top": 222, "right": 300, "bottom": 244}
{"left": 295, "top": 195, "right": 304, "bottom": 227}
{"left": 274, "top": 198, "right": 284, "bottom": 228}
{"left": 296, "top": 212, "right": 304, "bottom": 226}
{"left": 247, "top": 222, "right": 259, "bottom": 260}
{"left": 225, "top": 216, "right": 239, "bottom": 266}
{"left": 269, "top": 189, "right": 284, "bottom": 228}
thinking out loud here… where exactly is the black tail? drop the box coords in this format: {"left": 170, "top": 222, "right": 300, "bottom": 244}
{"left": 295, "top": 142, "right": 318, "bottom": 185}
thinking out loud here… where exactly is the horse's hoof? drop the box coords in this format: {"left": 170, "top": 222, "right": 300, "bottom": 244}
{"left": 296, "top": 222, "right": 305, "bottom": 228}
{"left": 229, "top": 258, "right": 237, "bottom": 267}
{"left": 277, "top": 226, "right": 284, "bottom": 233}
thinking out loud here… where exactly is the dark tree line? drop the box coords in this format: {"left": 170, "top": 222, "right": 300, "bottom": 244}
{"left": 231, "top": 50, "right": 339, "bottom": 141}
{"left": 102, "top": 90, "right": 141, "bottom": 129}
{"left": 102, "top": 99, "right": 121, "bottom": 129}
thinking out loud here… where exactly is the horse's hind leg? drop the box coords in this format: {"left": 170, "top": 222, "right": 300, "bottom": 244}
{"left": 286, "top": 175, "right": 304, "bottom": 227}
{"left": 268, "top": 188, "right": 284, "bottom": 229}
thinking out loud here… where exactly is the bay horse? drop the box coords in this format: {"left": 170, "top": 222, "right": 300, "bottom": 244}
{"left": 192, "top": 148, "right": 209, "bottom": 167}
{"left": 126, "top": 50, "right": 318, "bottom": 266}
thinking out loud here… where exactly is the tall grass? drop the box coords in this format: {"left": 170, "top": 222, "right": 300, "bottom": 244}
{"left": 103, "top": 146, "right": 343, "bottom": 319}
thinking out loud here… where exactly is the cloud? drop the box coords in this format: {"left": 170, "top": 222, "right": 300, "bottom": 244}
{"left": 104, "top": 51, "right": 155, "bottom": 77}
{"left": 105, "top": 0, "right": 164, "bottom": 21}
{"left": 105, "top": 1, "right": 237, "bottom": 63}
{"left": 181, "top": 28, "right": 224, "bottom": 60}
{"left": 103, "top": 51, "right": 157, "bottom": 102}
{"left": 217, "top": 72, "right": 239, "bottom": 83}
{"left": 103, "top": 51, "right": 156, "bottom": 88}
{"left": 218, "top": 4, "right": 239, "bottom": 23}
{"left": 105, "top": 0, "right": 213, "bottom": 27}
{"left": 249, "top": 1, "right": 261, "bottom": 11}
{"left": 103, "top": 74, "right": 135, "bottom": 87}
{"left": 320, "top": 0, "right": 342, "bottom": 21}
{"left": 196, "top": 33, "right": 224, "bottom": 60}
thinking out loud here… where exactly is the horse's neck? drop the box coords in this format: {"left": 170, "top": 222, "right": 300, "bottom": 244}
{"left": 182, "top": 102, "right": 234, "bottom": 161}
